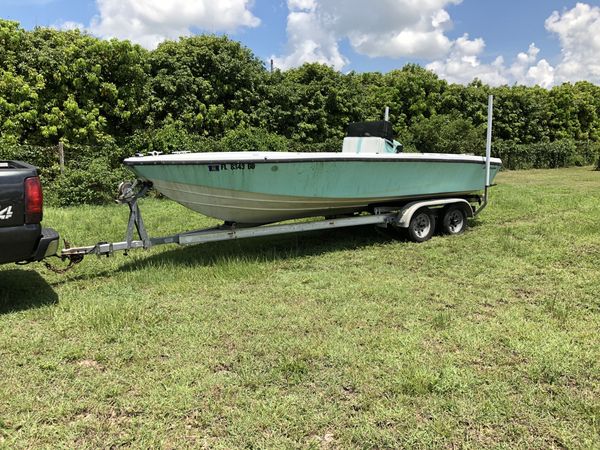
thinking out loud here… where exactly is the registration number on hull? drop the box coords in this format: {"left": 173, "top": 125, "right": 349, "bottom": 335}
{"left": 208, "top": 163, "right": 256, "bottom": 172}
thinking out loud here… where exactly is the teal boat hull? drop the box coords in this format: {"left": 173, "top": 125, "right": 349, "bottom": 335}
{"left": 125, "top": 153, "right": 501, "bottom": 224}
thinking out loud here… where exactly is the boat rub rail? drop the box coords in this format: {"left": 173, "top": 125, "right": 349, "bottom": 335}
{"left": 125, "top": 157, "right": 503, "bottom": 166}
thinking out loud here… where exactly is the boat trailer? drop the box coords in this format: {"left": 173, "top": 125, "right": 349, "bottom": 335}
{"left": 55, "top": 179, "right": 481, "bottom": 267}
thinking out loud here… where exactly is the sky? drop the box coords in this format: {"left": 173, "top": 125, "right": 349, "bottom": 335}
{"left": 1, "top": 0, "right": 600, "bottom": 87}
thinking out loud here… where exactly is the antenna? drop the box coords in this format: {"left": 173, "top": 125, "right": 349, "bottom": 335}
{"left": 384, "top": 106, "right": 389, "bottom": 121}
{"left": 485, "top": 95, "right": 493, "bottom": 187}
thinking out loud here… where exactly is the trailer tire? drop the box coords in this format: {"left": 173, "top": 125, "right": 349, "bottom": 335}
{"left": 441, "top": 205, "right": 467, "bottom": 235}
{"left": 407, "top": 208, "right": 436, "bottom": 243}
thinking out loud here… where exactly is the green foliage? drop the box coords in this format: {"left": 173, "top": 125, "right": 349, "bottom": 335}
{"left": 386, "top": 64, "right": 447, "bottom": 126}
{"left": 0, "top": 140, "right": 57, "bottom": 172}
{"left": 12, "top": 26, "right": 149, "bottom": 145}
{"left": 148, "top": 35, "right": 266, "bottom": 135}
{"left": 125, "top": 122, "right": 218, "bottom": 154}
{"left": 494, "top": 140, "right": 600, "bottom": 170}
{"left": 220, "top": 127, "right": 288, "bottom": 152}
{"left": 288, "top": 136, "right": 343, "bottom": 153}
{"left": 410, "top": 114, "right": 485, "bottom": 154}
{"left": 2, "top": 18, "right": 600, "bottom": 151}
{"left": 1, "top": 19, "right": 600, "bottom": 153}
{"left": 0, "top": 69, "right": 43, "bottom": 141}
{"left": 255, "top": 64, "right": 368, "bottom": 144}
{"left": 575, "top": 141, "right": 600, "bottom": 168}
{"left": 48, "top": 158, "right": 132, "bottom": 207}
{"left": 0, "top": 141, "right": 133, "bottom": 206}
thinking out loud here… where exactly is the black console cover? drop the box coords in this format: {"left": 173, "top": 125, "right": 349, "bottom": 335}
{"left": 346, "top": 121, "right": 394, "bottom": 141}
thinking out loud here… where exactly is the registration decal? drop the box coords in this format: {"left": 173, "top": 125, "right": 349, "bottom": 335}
{"left": 208, "top": 163, "right": 256, "bottom": 172}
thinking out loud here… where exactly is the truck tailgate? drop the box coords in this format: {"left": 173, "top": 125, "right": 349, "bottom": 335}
{"left": 0, "top": 163, "right": 27, "bottom": 228}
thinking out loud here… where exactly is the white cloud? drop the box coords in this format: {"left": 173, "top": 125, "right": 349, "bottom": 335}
{"left": 288, "top": 0, "right": 317, "bottom": 11}
{"left": 426, "top": 37, "right": 557, "bottom": 87}
{"left": 526, "top": 60, "right": 555, "bottom": 88}
{"left": 273, "top": 1, "right": 600, "bottom": 87}
{"left": 426, "top": 34, "right": 510, "bottom": 86}
{"left": 545, "top": 2, "right": 600, "bottom": 84}
{"left": 506, "top": 43, "right": 554, "bottom": 88}
{"left": 55, "top": 21, "right": 85, "bottom": 31}
{"left": 273, "top": 0, "right": 461, "bottom": 69}
{"left": 58, "top": 0, "right": 260, "bottom": 49}
{"left": 48, "top": 1, "right": 600, "bottom": 88}
{"left": 426, "top": 3, "right": 600, "bottom": 87}
{"left": 272, "top": 9, "right": 347, "bottom": 70}
{"left": 349, "top": 29, "right": 452, "bottom": 60}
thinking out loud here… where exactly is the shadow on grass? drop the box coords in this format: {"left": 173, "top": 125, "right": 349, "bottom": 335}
{"left": 53, "top": 216, "right": 483, "bottom": 283}
{"left": 118, "top": 224, "right": 392, "bottom": 272}
{"left": 467, "top": 217, "right": 484, "bottom": 229}
{"left": 0, "top": 269, "right": 58, "bottom": 314}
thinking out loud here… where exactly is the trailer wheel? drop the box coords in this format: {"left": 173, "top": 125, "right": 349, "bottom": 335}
{"left": 441, "top": 205, "right": 467, "bottom": 235}
{"left": 407, "top": 208, "right": 436, "bottom": 242}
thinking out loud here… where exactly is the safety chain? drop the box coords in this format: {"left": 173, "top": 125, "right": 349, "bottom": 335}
{"left": 43, "top": 239, "right": 85, "bottom": 274}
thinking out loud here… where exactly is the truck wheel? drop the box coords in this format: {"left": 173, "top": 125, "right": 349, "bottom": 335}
{"left": 407, "top": 208, "right": 435, "bottom": 242}
{"left": 441, "top": 205, "right": 467, "bottom": 235}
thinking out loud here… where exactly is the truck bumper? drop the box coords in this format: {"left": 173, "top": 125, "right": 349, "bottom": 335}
{"left": 0, "top": 225, "right": 59, "bottom": 264}
{"left": 31, "top": 227, "right": 60, "bottom": 261}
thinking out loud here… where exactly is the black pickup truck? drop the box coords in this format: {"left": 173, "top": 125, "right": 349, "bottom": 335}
{"left": 0, "top": 161, "right": 59, "bottom": 265}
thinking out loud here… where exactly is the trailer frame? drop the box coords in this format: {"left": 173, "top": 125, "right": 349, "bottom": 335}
{"left": 58, "top": 180, "right": 482, "bottom": 261}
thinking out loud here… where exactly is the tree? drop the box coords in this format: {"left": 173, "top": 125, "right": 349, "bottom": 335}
{"left": 148, "top": 35, "right": 267, "bottom": 136}
{"left": 0, "top": 18, "right": 599, "bottom": 153}
{"left": 411, "top": 114, "right": 485, "bottom": 155}
{"left": 2, "top": 23, "right": 149, "bottom": 145}
{"left": 384, "top": 64, "right": 447, "bottom": 128}
{"left": 0, "top": 70, "right": 42, "bottom": 143}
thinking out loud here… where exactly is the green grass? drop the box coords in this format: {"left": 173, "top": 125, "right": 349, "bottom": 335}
{"left": 1, "top": 166, "right": 599, "bottom": 448}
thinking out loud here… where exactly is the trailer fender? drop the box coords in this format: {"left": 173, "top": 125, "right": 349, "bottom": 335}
{"left": 394, "top": 199, "right": 473, "bottom": 229}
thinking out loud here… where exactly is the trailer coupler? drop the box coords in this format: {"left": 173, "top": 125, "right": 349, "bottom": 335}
{"left": 44, "top": 240, "right": 85, "bottom": 273}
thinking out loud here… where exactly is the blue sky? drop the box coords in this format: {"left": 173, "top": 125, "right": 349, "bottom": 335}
{"left": 1, "top": 0, "right": 599, "bottom": 86}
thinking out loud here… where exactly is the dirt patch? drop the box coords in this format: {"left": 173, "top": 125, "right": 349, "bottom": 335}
{"left": 76, "top": 359, "right": 105, "bottom": 371}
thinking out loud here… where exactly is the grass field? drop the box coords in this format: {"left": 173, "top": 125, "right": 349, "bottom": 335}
{"left": 1, "top": 167, "right": 599, "bottom": 448}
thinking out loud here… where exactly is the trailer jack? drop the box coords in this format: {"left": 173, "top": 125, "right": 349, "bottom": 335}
{"left": 49, "top": 181, "right": 153, "bottom": 271}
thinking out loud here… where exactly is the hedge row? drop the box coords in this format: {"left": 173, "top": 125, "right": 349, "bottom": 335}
{"left": 0, "top": 144, "right": 131, "bottom": 207}
{"left": 494, "top": 140, "right": 600, "bottom": 170}
{"left": 1, "top": 134, "right": 599, "bottom": 206}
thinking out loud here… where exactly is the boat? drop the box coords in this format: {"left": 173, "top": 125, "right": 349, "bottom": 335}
{"left": 124, "top": 120, "right": 502, "bottom": 224}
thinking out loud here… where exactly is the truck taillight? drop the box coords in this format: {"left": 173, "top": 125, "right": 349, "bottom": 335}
{"left": 25, "top": 176, "right": 43, "bottom": 224}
